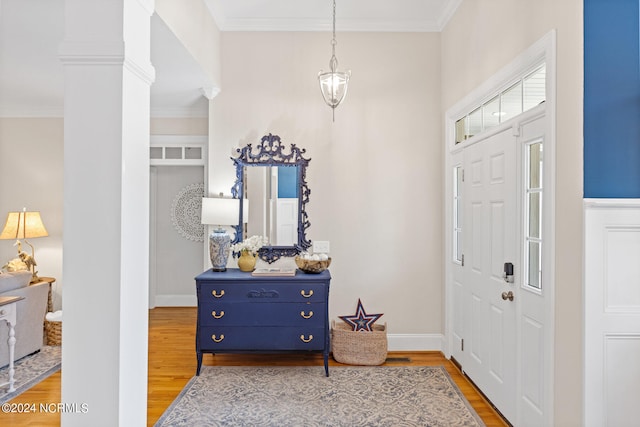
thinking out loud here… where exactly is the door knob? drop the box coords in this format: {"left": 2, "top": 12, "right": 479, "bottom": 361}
{"left": 501, "top": 291, "right": 514, "bottom": 301}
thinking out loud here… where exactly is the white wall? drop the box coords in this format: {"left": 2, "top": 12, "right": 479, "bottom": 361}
{"left": 0, "top": 118, "right": 64, "bottom": 310}
{"left": 0, "top": 117, "right": 208, "bottom": 312}
{"left": 151, "top": 117, "right": 208, "bottom": 136}
{"left": 155, "top": 0, "right": 221, "bottom": 91}
{"left": 440, "top": 0, "right": 583, "bottom": 424}
{"left": 209, "top": 32, "right": 444, "bottom": 343}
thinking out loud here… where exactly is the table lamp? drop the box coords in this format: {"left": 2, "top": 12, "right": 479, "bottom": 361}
{"left": 201, "top": 196, "right": 239, "bottom": 272}
{"left": 0, "top": 208, "right": 49, "bottom": 282}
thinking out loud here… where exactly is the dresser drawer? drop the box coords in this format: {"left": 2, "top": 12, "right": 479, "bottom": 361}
{"left": 198, "top": 302, "right": 324, "bottom": 326}
{"left": 194, "top": 269, "right": 331, "bottom": 376}
{"left": 197, "top": 283, "right": 327, "bottom": 303}
{"left": 199, "top": 326, "right": 326, "bottom": 351}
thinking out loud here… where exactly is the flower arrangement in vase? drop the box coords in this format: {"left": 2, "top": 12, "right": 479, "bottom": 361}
{"left": 230, "top": 235, "right": 268, "bottom": 272}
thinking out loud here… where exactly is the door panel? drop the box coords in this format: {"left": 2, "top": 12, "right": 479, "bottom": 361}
{"left": 450, "top": 154, "right": 465, "bottom": 364}
{"left": 463, "top": 128, "right": 517, "bottom": 423}
{"left": 518, "top": 117, "right": 547, "bottom": 426}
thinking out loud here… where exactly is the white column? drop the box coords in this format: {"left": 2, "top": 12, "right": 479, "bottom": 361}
{"left": 60, "top": 0, "right": 155, "bottom": 425}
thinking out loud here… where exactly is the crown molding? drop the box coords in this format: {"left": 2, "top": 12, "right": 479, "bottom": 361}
{"left": 217, "top": 17, "right": 442, "bottom": 32}
{"left": 0, "top": 105, "right": 207, "bottom": 119}
{"left": 58, "top": 40, "right": 125, "bottom": 65}
{"left": 150, "top": 106, "right": 208, "bottom": 119}
{"left": 0, "top": 107, "right": 64, "bottom": 118}
{"left": 205, "top": 0, "right": 461, "bottom": 32}
{"left": 200, "top": 86, "right": 221, "bottom": 100}
{"left": 436, "top": 0, "right": 463, "bottom": 31}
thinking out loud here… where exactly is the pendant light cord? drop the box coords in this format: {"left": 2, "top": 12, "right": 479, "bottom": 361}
{"left": 329, "top": 0, "right": 338, "bottom": 72}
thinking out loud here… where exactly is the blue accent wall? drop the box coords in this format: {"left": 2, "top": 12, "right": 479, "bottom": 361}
{"left": 277, "top": 166, "right": 298, "bottom": 198}
{"left": 584, "top": 0, "right": 640, "bottom": 197}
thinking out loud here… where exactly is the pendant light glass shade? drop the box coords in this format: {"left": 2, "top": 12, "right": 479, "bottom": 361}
{"left": 318, "top": 68, "right": 350, "bottom": 109}
{"left": 318, "top": 0, "right": 349, "bottom": 121}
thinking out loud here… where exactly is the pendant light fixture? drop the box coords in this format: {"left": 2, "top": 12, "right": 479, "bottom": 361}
{"left": 318, "top": 0, "right": 350, "bottom": 121}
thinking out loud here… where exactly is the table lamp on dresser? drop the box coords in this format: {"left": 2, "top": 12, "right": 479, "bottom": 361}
{"left": 201, "top": 196, "right": 239, "bottom": 272}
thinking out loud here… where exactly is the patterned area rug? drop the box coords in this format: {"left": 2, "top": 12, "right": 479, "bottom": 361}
{"left": 0, "top": 346, "right": 61, "bottom": 404}
{"left": 155, "top": 366, "right": 485, "bottom": 427}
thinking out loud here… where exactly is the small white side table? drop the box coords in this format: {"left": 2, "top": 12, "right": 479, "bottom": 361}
{"left": 0, "top": 296, "right": 24, "bottom": 393}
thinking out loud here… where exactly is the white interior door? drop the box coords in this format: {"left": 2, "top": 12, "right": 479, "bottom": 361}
{"left": 463, "top": 128, "right": 518, "bottom": 422}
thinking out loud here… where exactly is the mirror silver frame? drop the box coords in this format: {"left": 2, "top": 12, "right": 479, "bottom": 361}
{"left": 231, "top": 134, "right": 312, "bottom": 263}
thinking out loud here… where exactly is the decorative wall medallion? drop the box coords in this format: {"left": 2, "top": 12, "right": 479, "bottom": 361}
{"left": 170, "top": 182, "right": 205, "bottom": 242}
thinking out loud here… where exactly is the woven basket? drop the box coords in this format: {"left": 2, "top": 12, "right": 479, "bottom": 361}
{"left": 45, "top": 320, "right": 62, "bottom": 346}
{"left": 331, "top": 320, "right": 387, "bottom": 366}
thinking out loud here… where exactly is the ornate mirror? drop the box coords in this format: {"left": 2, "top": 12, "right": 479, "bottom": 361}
{"left": 231, "top": 134, "right": 311, "bottom": 263}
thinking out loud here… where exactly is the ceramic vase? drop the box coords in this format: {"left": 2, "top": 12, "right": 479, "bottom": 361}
{"left": 209, "top": 228, "right": 231, "bottom": 272}
{"left": 237, "top": 250, "right": 257, "bottom": 272}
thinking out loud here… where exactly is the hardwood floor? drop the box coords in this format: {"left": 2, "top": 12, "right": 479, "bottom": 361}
{"left": 0, "top": 307, "right": 508, "bottom": 426}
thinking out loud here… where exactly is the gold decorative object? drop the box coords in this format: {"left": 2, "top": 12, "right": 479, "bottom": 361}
{"left": 0, "top": 208, "right": 48, "bottom": 283}
{"left": 211, "top": 311, "right": 225, "bottom": 319}
{"left": 211, "top": 334, "right": 225, "bottom": 343}
{"left": 212, "top": 290, "right": 225, "bottom": 298}
{"left": 295, "top": 256, "right": 332, "bottom": 274}
{"left": 300, "top": 311, "right": 314, "bottom": 319}
{"left": 2, "top": 257, "right": 28, "bottom": 272}
{"left": 237, "top": 250, "right": 257, "bottom": 272}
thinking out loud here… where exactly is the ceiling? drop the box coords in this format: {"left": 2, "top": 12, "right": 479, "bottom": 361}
{"left": 0, "top": 0, "right": 461, "bottom": 118}
{"left": 205, "top": 0, "right": 461, "bottom": 32}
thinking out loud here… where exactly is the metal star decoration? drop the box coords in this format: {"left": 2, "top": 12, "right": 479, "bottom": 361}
{"left": 339, "top": 299, "right": 383, "bottom": 332}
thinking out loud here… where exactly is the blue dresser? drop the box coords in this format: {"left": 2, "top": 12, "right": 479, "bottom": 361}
{"left": 195, "top": 268, "right": 331, "bottom": 376}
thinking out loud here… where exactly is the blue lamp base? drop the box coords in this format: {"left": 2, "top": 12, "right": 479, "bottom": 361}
{"left": 209, "top": 228, "right": 231, "bottom": 272}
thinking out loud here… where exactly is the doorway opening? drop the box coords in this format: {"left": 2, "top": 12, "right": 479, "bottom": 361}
{"left": 149, "top": 136, "right": 207, "bottom": 308}
{"left": 444, "top": 31, "right": 556, "bottom": 426}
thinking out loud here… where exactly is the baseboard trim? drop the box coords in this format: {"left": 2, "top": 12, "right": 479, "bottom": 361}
{"left": 387, "top": 333, "right": 444, "bottom": 352}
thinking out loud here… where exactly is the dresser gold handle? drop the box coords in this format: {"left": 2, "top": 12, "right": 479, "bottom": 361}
{"left": 300, "top": 311, "right": 314, "bottom": 319}
{"left": 211, "top": 311, "right": 225, "bottom": 319}
{"left": 300, "top": 334, "right": 313, "bottom": 343}
{"left": 211, "top": 334, "right": 225, "bottom": 343}
{"left": 300, "top": 290, "right": 314, "bottom": 298}
{"left": 212, "top": 290, "right": 225, "bottom": 298}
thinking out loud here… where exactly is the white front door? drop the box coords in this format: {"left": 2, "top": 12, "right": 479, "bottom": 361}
{"left": 463, "top": 127, "right": 518, "bottom": 422}
{"left": 452, "top": 114, "right": 549, "bottom": 426}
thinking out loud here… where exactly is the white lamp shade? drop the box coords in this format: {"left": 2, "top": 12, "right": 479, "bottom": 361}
{"left": 201, "top": 197, "right": 239, "bottom": 226}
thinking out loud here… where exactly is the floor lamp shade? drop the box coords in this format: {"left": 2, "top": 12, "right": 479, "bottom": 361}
{"left": 201, "top": 198, "right": 240, "bottom": 272}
